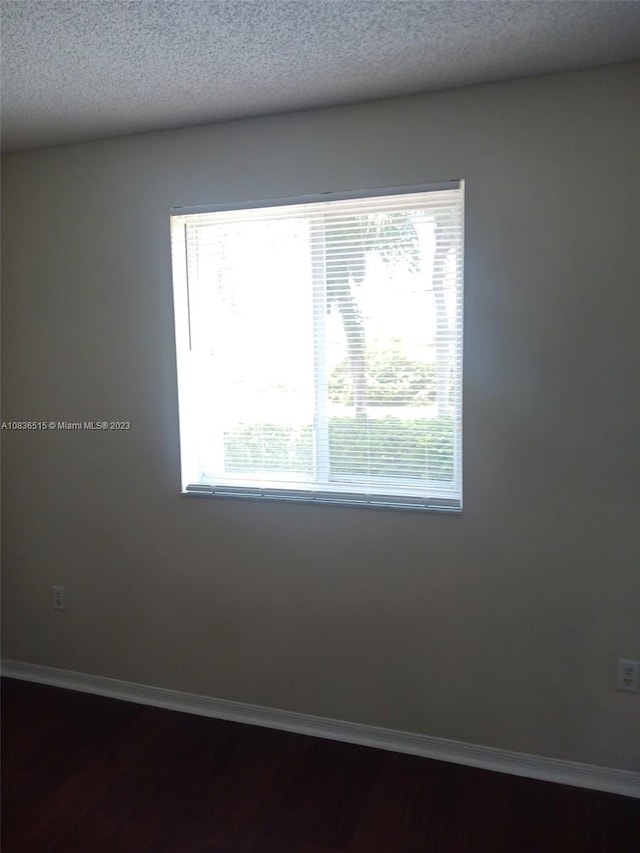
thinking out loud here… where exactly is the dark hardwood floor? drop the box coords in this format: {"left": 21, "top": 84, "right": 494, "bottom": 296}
{"left": 2, "top": 678, "right": 638, "bottom": 852}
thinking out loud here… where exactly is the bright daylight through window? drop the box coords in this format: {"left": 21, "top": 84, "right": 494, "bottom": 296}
{"left": 170, "top": 182, "right": 464, "bottom": 510}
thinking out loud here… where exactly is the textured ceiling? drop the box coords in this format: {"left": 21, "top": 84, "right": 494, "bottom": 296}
{"left": 1, "top": 0, "right": 639, "bottom": 152}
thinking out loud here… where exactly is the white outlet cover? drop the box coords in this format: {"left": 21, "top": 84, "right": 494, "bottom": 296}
{"left": 617, "top": 659, "right": 639, "bottom": 693}
{"left": 52, "top": 585, "right": 66, "bottom": 611}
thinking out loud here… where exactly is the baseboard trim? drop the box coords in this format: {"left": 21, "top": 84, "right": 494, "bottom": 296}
{"left": 2, "top": 659, "right": 638, "bottom": 799}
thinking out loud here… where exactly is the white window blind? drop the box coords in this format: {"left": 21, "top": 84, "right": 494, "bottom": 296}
{"left": 170, "top": 183, "right": 464, "bottom": 510}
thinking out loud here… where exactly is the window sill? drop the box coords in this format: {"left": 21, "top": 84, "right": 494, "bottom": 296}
{"left": 181, "top": 486, "right": 462, "bottom": 514}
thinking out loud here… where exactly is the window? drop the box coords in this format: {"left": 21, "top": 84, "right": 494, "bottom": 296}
{"left": 170, "top": 182, "right": 464, "bottom": 510}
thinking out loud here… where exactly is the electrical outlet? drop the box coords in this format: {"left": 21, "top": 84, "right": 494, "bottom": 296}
{"left": 52, "top": 585, "right": 66, "bottom": 611}
{"left": 617, "top": 659, "right": 639, "bottom": 693}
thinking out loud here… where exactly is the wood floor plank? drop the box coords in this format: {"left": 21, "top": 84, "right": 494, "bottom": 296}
{"left": 156, "top": 726, "right": 313, "bottom": 853}
{"left": 2, "top": 678, "right": 638, "bottom": 852}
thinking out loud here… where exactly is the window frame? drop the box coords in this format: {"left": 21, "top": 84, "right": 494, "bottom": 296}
{"left": 170, "top": 181, "right": 464, "bottom": 513}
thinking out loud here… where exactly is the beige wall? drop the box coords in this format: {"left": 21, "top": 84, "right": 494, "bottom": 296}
{"left": 2, "top": 63, "right": 639, "bottom": 771}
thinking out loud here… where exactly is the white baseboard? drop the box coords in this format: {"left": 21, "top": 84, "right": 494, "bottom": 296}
{"left": 2, "top": 658, "right": 638, "bottom": 799}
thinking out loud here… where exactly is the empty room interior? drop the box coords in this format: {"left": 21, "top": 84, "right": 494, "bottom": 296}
{"left": 1, "top": 1, "right": 639, "bottom": 850}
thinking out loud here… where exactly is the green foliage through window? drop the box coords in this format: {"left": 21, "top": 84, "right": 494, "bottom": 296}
{"left": 329, "top": 348, "right": 436, "bottom": 407}
{"left": 223, "top": 417, "right": 454, "bottom": 483}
